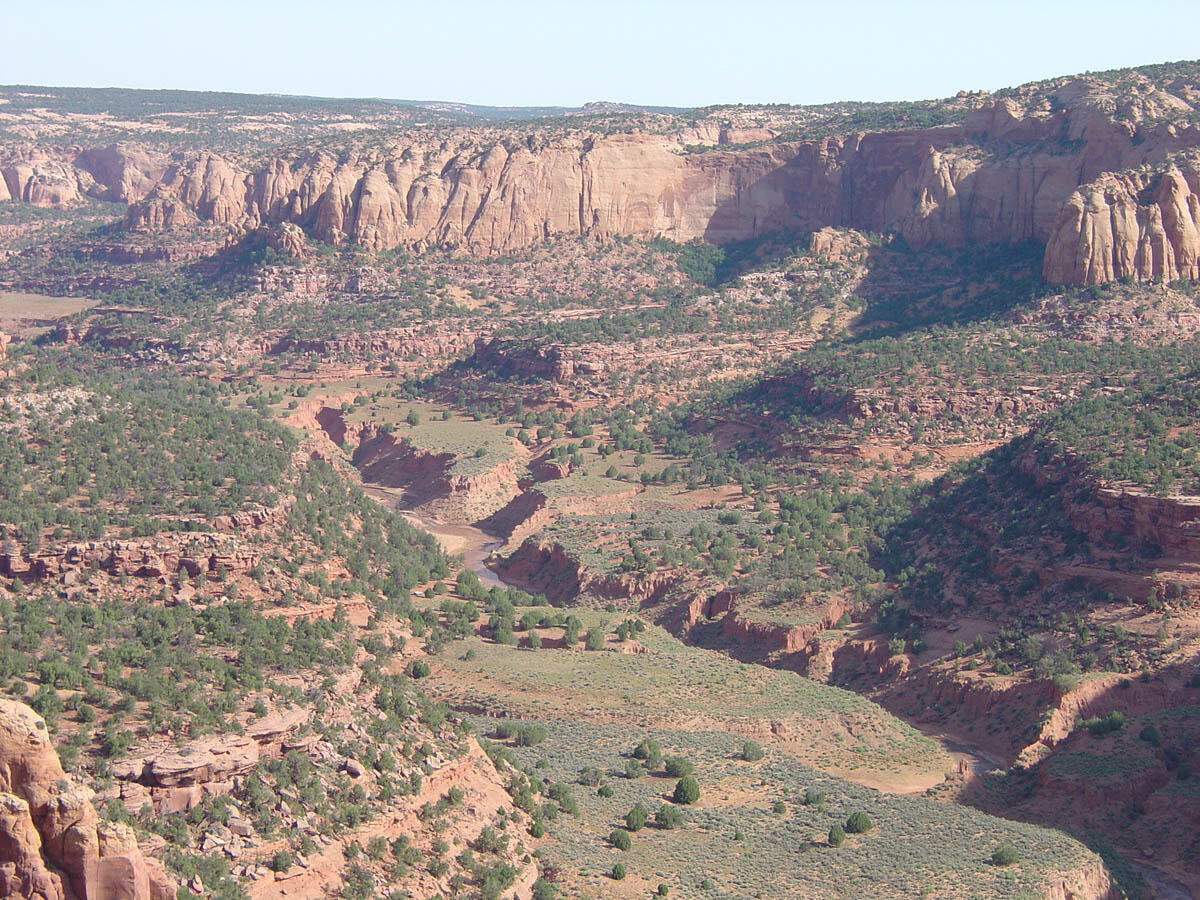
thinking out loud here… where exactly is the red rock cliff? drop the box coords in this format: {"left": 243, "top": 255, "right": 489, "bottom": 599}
{"left": 0, "top": 700, "right": 175, "bottom": 900}
{"left": 5, "top": 89, "right": 1200, "bottom": 285}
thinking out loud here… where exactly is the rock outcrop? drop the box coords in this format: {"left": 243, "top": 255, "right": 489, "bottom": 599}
{"left": 1041, "top": 861, "right": 1116, "bottom": 900}
{"left": 0, "top": 699, "right": 174, "bottom": 900}
{"left": 324, "top": 415, "right": 525, "bottom": 521}
{"left": 111, "top": 710, "right": 307, "bottom": 814}
{"left": 718, "top": 598, "right": 852, "bottom": 655}
{"left": 469, "top": 337, "right": 605, "bottom": 382}
{"left": 1043, "top": 164, "right": 1200, "bottom": 284}
{"left": 0, "top": 791, "right": 63, "bottom": 900}
{"left": 749, "top": 366, "right": 1065, "bottom": 427}
{"left": 1, "top": 529, "right": 265, "bottom": 586}
{"left": 496, "top": 538, "right": 682, "bottom": 606}
{"left": 270, "top": 325, "right": 474, "bottom": 360}
{"left": 260, "top": 221, "right": 309, "bottom": 259}
{"left": 1, "top": 156, "right": 84, "bottom": 207}
{"left": 1013, "top": 449, "right": 1200, "bottom": 603}
{"left": 1065, "top": 482, "right": 1200, "bottom": 562}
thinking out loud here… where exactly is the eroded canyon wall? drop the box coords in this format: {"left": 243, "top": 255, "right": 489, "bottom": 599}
{"left": 5, "top": 93, "right": 1200, "bottom": 285}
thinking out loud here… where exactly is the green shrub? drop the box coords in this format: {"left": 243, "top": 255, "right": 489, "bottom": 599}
{"left": 655, "top": 804, "right": 684, "bottom": 829}
{"left": 546, "top": 782, "right": 578, "bottom": 814}
{"left": 673, "top": 776, "right": 700, "bottom": 805}
{"left": 406, "top": 659, "right": 431, "bottom": 679}
{"left": 475, "top": 825, "right": 507, "bottom": 853}
{"left": 828, "top": 824, "right": 844, "bottom": 847}
{"left": 609, "top": 828, "right": 631, "bottom": 851}
{"left": 664, "top": 756, "right": 693, "bottom": 778}
{"left": 844, "top": 811, "right": 872, "bottom": 834}
{"left": 1082, "top": 710, "right": 1125, "bottom": 737}
{"left": 611, "top": 862, "right": 626, "bottom": 880}
{"left": 532, "top": 878, "right": 557, "bottom": 900}
{"left": 367, "top": 836, "right": 389, "bottom": 860}
{"left": 633, "top": 738, "right": 662, "bottom": 767}
{"left": 625, "top": 802, "right": 649, "bottom": 832}
{"left": 991, "top": 844, "right": 1019, "bottom": 866}
{"left": 516, "top": 723, "right": 547, "bottom": 746}
{"left": 740, "top": 740, "right": 764, "bottom": 761}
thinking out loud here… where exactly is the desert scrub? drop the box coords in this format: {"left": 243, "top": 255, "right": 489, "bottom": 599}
{"left": 433, "top": 614, "right": 946, "bottom": 776}
{"left": 0, "top": 368, "right": 296, "bottom": 543}
{"left": 491, "top": 717, "right": 1104, "bottom": 900}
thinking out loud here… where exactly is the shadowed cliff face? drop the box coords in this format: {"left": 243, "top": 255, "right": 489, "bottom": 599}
{"left": 3, "top": 89, "right": 1200, "bottom": 285}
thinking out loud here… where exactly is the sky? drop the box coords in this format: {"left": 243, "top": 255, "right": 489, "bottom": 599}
{"left": 2, "top": 0, "right": 1197, "bottom": 108}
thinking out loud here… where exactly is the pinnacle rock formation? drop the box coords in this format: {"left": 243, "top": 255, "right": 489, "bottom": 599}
{"left": 1043, "top": 164, "right": 1200, "bottom": 284}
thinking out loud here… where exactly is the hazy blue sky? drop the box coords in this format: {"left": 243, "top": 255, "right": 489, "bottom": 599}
{"left": 3, "top": 0, "right": 1196, "bottom": 107}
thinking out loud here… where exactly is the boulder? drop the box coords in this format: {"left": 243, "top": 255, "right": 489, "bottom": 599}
{"left": 262, "top": 222, "right": 308, "bottom": 259}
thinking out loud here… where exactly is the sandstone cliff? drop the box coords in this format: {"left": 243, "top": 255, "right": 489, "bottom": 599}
{"left": 3, "top": 79, "right": 1200, "bottom": 285}
{"left": 0, "top": 700, "right": 174, "bottom": 900}
{"left": 1043, "top": 163, "right": 1200, "bottom": 284}
{"left": 108, "top": 102, "right": 1200, "bottom": 285}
